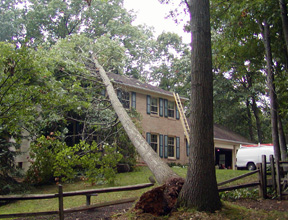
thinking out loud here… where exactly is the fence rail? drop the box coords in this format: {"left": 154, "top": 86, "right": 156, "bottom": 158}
{"left": 0, "top": 182, "right": 154, "bottom": 219}
{"left": 217, "top": 155, "right": 288, "bottom": 200}
{"left": 1, "top": 158, "right": 287, "bottom": 219}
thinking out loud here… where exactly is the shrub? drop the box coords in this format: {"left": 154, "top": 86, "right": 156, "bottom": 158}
{"left": 220, "top": 188, "right": 259, "bottom": 201}
{"left": 26, "top": 134, "right": 122, "bottom": 185}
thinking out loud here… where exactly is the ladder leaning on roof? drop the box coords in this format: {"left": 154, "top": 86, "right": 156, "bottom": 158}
{"left": 173, "top": 92, "right": 190, "bottom": 145}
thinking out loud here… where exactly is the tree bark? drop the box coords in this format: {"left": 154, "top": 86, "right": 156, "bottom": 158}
{"left": 92, "top": 58, "right": 179, "bottom": 184}
{"left": 245, "top": 99, "right": 254, "bottom": 141}
{"left": 279, "top": 0, "right": 288, "bottom": 54}
{"left": 246, "top": 72, "right": 262, "bottom": 143}
{"left": 278, "top": 115, "right": 288, "bottom": 161}
{"left": 260, "top": 20, "right": 281, "bottom": 161}
{"left": 251, "top": 95, "right": 263, "bottom": 143}
{"left": 176, "top": 0, "right": 221, "bottom": 212}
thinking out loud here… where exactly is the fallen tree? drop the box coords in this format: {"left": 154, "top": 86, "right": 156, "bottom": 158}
{"left": 92, "top": 57, "right": 180, "bottom": 185}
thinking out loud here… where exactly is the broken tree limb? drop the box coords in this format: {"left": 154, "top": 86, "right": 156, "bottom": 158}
{"left": 93, "top": 57, "right": 179, "bottom": 184}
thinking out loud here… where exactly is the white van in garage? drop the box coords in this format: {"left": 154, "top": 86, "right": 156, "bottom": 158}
{"left": 236, "top": 144, "right": 274, "bottom": 170}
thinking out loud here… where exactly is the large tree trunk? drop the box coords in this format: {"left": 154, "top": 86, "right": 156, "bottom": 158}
{"left": 176, "top": 0, "right": 221, "bottom": 212}
{"left": 260, "top": 20, "right": 281, "bottom": 161}
{"left": 92, "top": 58, "right": 179, "bottom": 184}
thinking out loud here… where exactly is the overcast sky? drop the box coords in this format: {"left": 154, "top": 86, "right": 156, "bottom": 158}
{"left": 123, "top": 0, "right": 190, "bottom": 43}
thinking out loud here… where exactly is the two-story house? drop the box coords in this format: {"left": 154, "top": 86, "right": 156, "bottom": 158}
{"left": 15, "top": 72, "right": 254, "bottom": 172}
{"left": 108, "top": 72, "right": 254, "bottom": 169}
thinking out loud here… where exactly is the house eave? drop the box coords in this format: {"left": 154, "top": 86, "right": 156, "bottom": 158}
{"left": 214, "top": 138, "right": 255, "bottom": 146}
{"left": 112, "top": 80, "right": 189, "bottom": 101}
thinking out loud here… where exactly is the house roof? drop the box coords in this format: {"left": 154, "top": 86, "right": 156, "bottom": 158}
{"left": 107, "top": 72, "right": 253, "bottom": 145}
{"left": 214, "top": 124, "right": 254, "bottom": 145}
{"left": 107, "top": 72, "right": 188, "bottom": 100}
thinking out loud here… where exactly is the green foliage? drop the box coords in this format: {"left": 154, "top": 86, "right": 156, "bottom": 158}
{"left": 26, "top": 134, "right": 65, "bottom": 185}
{"left": 209, "top": 0, "right": 288, "bottom": 142}
{"left": 150, "top": 32, "right": 191, "bottom": 96}
{"left": 0, "top": 42, "right": 52, "bottom": 192}
{"left": 0, "top": 0, "right": 156, "bottom": 78}
{"left": 27, "top": 134, "right": 122, "bottom": 185}
{"left": 0, "top": 136, "right": 24, "bottom": 195}
{"left": 220, "top": 188, "right": 259, "bottom": 201}
{"left": 0, "top": 42, "right": 50, "bottom": 135}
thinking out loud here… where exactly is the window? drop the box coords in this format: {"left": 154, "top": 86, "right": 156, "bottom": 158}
{"left": 118, "top": 90, "right": 130, "bottom": 109}
{"left": 168, "top": 137, "right": 175, "bottom": 158}
{"left": 147, "top": 95, "right": 158, "bottom": 115}
{"left": 121, "top": 91, "right": 130, "bottom": 109}
{"left": 147, "top": 133, "right": 163, "bottom": 157}
{"left": 168, "top": 101, "right": 175, "bottom": 118}
{"left": 151, "top": 134, "right": 158, "bottom": 152}
{"left": 151, "top": 97, "right": 158, "bottom": 114}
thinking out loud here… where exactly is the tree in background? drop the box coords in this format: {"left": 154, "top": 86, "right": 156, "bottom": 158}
{"left": 0, "top": 0, "right": 155, "bottom": 79}
{"left": 150, "top": 32, "right": 191, "bottom": 95}
{"left": 210, "top": 0, "right": 288, "bottom": 159}
{"left": 0, "top": 42, "right": 51, "bottom": 193}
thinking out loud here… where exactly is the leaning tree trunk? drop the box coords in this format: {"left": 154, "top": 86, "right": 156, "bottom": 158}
{"left": 176, "top": 0, "right": 221, "bottom": 212}
{"left": 260, "top": 20, "right": 281, "bottom": 161}
{"left": 92, "top": 57, "right": 179, "bottom": 184}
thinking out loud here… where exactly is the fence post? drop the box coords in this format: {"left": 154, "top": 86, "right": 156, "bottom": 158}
{"left": 275, "top": 160, "right": 282, "bottom": 200}
{"left": 257, "top": 163, "right": 264, "bottom": 199}
{"left": 261, "top": 155, "right": 267, "bottom": 199}
{"left": 58, "top": 185, "right": 64, "bottom": 220}
{"left": 270, "top": 155, "right": 276, "bottom": 191}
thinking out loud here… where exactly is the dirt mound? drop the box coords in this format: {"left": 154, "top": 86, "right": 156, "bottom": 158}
{"left": 134, "top": 177, "right": 185, "bottom": 216}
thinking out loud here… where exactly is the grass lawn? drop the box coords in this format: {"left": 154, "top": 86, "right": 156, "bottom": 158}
{"left": 0, "top": 167, "right": 258, "bottom": 216}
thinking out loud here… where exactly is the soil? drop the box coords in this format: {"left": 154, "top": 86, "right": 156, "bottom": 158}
{"left": 16, "top": 202, "right": 134, "bottom": 220}
{"left": 15, "top": 198, "right": 288, "bottom": 220}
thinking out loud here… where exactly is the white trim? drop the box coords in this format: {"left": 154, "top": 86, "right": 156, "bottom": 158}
{"left": 214, "top": 138, "right": 254, "bottom": 145}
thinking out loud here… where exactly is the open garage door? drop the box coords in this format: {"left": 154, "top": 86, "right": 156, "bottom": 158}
{"left": 215, "top": 148, "right": 232, "bottom": 169}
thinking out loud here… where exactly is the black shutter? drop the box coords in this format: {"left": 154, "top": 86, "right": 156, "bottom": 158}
{"left": 146, "top": 132, "right": 151, "bottom": 145}
{"left": 176, "top": 105, "right": 180, "bottom": 120}
{"left": 164, "top": 99, "right": 168, "bottom": 117}
{"left": 159, "top": 134, "right": 163, "bottom": 158}
{"left": 176, "top": 137, "right": 180, "bottom": 159}
{"left": 131, "top": 92, "right": 136, "bottom": 109}
{"left": 159, "top": 98, "right": 163, "bottom": 117}
{"left": 147, "top": 95, "right": 151, "bottom": 114}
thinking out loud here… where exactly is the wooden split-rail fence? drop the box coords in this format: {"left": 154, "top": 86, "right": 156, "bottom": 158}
{"left": 218, "top": 154, "right": 288, "bottom": 200}
{"left": 1, "top": 157, "right": 287, "bottom": 219}
{"left": 0, "top": 182, "right": 154, "bottom": 220}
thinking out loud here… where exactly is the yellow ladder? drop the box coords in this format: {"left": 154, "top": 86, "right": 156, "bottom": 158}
{"left": 173, "top": 93, "right": 190, "bottom": 144}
